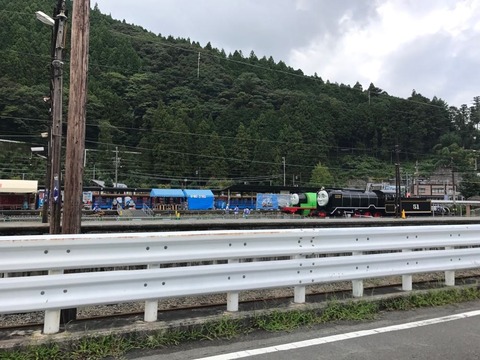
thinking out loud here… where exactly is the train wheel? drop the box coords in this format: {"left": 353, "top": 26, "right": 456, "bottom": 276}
{"left": 373, "top": 212, "right": 382, "bottom": 218}
{"left": 318, "top": 211, "right": 327, "bottom": 218}
{"left": 364, "top": 211, "right": 371, "bottom": 217}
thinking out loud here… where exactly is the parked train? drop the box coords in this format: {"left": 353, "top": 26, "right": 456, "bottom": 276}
{"left": 87, "top": 189, "right": 215, "bottom": 211}
{"left": 281, "top": 188, "right": 432, "bottom": 217}
{"left": 0, "top": 179, "right": 432, "bottom": 216}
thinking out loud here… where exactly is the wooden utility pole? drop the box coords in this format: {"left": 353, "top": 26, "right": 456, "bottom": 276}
{"left": 63, "top": 0, "right": 90, "bottom": 234}
{"left": 49, "top": 0, "right": 67, "bottom": 234}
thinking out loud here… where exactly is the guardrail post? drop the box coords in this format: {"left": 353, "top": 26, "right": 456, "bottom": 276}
{"left": 445, "top": 247, "right": 455, "bottom": 286}
{"left": 352, "top": 251, "right": 363, "bottom": 297}
{"left": 227, "top": 258, "right": 239, "bottom": 312}
{"left": 144, "top": 264, "right": 160, "bottom": 322}
{"left": 445, "top": 270, "right": 455, "bottom": 286}
{"left": 402, "top": 249, "right": 413, "bottom": 291}
{"left": 43, "top": 269, "right": 63, "bottom": 335}
{"left": 294, "top": 255, "right": 306, "bottom": 303}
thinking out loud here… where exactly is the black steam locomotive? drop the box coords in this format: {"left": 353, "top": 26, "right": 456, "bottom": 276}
{"left": 281, "top": 188, "right": 432, "bottom": 217}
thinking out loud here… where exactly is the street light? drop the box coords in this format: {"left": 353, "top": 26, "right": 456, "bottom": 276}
{"left": 35, "top": 11, "right": 55, "bottom": 26}
{"left": 31, "top": 146, "right": 45, "bottom": 153}
{"left": 36, "top": 2, "right": 67, "bottom": 234}
{"left": 36, "top": 11, "right": 55, "bottom": 226}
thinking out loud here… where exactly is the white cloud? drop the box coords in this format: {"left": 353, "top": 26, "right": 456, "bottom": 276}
{"left": 287, "top": 0, "right": 480, "bottom": 105}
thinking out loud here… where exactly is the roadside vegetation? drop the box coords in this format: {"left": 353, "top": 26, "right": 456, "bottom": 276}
{"left": 1, "top": 287, "right": 479, "bottom": 360}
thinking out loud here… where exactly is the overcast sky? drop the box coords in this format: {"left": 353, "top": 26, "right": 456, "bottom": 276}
{"left": 93, "top": 0, "right": 480, "bottom": 108}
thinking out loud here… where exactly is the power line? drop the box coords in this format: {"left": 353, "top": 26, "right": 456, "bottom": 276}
{"left": 2, "top": 106, "right": 452, "bottom": 160}
{"left": 0, "top": 6, "right": 459, "bottom": 111}
{"left": 1, "top": 8, "right": 474, "bottom": 186}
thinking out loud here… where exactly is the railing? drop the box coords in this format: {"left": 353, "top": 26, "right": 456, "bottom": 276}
{"left": 154, "top": 204, "right": 180, "bottom": 211}
{"left": 1, "top": 225, "right": 480, "bottom": 334}
{"left": 142, "top": 203, "right": 155, "bottom": 217}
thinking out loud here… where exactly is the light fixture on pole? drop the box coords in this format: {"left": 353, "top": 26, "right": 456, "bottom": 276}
{"left": 36, "top": 12, "right": 54, "bottom": 225}
{"left": 35, "top": 11, "right": 55, "bottom": 26}
{"left": 31, "top": 146, "right": 45, "bottom": 153}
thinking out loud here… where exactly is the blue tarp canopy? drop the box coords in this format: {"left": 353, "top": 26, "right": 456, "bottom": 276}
{"left": 150, "top": 189, "right": 185, "bottom": 198}
{"left": 183, "top": 189, "right": 214, "bottom": 210}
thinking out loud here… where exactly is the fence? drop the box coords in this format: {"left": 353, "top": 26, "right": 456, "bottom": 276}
{"left": 1, "top": 225, "right": 480, "bottom": 334}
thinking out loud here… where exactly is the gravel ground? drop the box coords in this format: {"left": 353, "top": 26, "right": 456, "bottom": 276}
{"left": 2, "top": 270, "right": 479, "bottom": 329}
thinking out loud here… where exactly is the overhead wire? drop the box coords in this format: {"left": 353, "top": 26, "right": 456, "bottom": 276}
{"left": 0, "top": 7, "right": 474, "bottom": 184}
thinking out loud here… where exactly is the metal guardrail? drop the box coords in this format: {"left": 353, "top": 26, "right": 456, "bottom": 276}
{"left": 1, "top": 225, "right": 480, "bottom": 334}
{"left": 2, "top": 247, "right": 479, "bottom": 312}
{"left": 1, "top": 226, "right": 480, "bottom": 272}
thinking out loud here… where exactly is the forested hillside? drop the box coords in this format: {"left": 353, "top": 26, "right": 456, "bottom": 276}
{"left": 1, "top": 0, "right": 479, "bottom": 190}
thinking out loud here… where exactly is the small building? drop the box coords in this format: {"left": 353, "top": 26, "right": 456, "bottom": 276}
{"left": 411, "top": 181, "right": 456, "bottom": 200}
{"left": 149, "top": 189, "right": 185, "bottom": 211}
{"left": 182, "top": 189, "right": 214, "bottom": 210}
{"left": 0, "top": 179, "right": 38, "bottom": 210}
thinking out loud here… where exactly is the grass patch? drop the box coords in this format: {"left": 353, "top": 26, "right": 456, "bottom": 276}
{"left": 197, "top": 316, "right": 246, "bottom": 340}
{"left": 1, "top": 343, "right": 64, "bottom": 360}
{"left": 380, "top": 287, "right": 480, "bottom": 311}
{"left": 68, "top": 335, "right": 135, "bottom": 360}
{"left": 253, "top": 309, "right": 318, "bottom": 332}
{"left": 2, "top": 287, "right": 480, "bottom": 360}
{"left": 319, "top": 300, "right": 379, "bottom": 322}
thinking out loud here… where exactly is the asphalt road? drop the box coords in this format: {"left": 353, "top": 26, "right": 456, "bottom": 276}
{"left": 128, "top": 301, "right": 480, "bottom": 360}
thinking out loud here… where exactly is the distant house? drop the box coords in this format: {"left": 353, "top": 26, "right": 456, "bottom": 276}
{"left": 0, "top": 179, "right": 38, "bottom": 210}
{"left": 411, "top": 181, "right": 459, "bottom": 200}
{"left": 411, "top": 167, "right": 461, "bottom": 200}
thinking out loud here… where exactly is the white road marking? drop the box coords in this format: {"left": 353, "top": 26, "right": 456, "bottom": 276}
{"left": 193, "top": 310, "right": 480, "bottom": 360}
